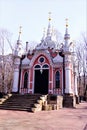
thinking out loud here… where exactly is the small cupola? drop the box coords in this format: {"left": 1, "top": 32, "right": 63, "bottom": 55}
{"left": 22, "top": 56, "right": 30, "bottom": 65}
{"left": 64, "top": 19, "right": 70, "bottom": 51}
{"left": 14, "top": 26, "right": 24, "bottom": 57}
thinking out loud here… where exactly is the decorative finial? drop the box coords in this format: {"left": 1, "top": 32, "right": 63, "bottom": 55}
{"left": 48, "top": 12, "right": 51, "bottom": 21}
{"left": 52, "top": 26, "right": 54, "bottom": 33}
{"left": 41, "top": 27, "right": 46, "bottom": 41}
{"left": 47, "top": 12, "right": 52, "bottom": 37}
{"left": 19, "top": 26, "right": 22, "bottom": 34}
{"left": 18, "top": 26, "right": 22, "bottom": 41}
{"left": 43, "top": 27, "right": 46, "bottom": 34}
{"left": 64, "top": 18, "right": 70, "bottom": 49}
{"left": 65, "top": 18, "right": 68, "bottom": 27}
{"left": 43, "top": 27, "right": 46, "bottom": 38}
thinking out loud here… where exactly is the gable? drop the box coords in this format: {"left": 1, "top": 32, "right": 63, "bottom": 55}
{"left": 29, "top": 50, "right": 53, "bottom": 67}
{"left": 53, "top": 54, "right": 63, "bottom": 63}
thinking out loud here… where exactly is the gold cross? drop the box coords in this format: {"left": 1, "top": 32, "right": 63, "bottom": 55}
{"left": 19, "top": 26, "right": 22, "bottom": 34}
{"left": 48, "top": 12, "right": 51, "bottom": 21}
{"left": 65, "top": 18, "right": 68, "bottom": 27}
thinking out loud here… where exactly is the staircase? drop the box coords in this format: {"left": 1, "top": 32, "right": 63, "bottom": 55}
{"left": 0, "top": 94, "right": 45, "bottom": 112}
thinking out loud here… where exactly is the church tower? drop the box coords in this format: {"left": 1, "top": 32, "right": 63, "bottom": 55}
{"left": 64, "top": 19, "right": 73, "bottom": 94}
{"left": 63, "top": 19, "right": 77, "bottom": 107}
{"left": 12, "top": 26, "right": 23, "bottom": 92}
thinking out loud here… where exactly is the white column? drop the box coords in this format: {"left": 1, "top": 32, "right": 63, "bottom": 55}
{"left": 74, "top": 75, "right": 78, "bottom": 95}
{"left": 12, "top": 57, "right": 20, "bottom": 92}
{"left": 65, "top": 65, "right": 73, "bottom": 94}
{"left": 12, "top": 68, "right": 19, "bottom": 92}
{"left": 74, "top": 66, "right": 78, "bottom": 96}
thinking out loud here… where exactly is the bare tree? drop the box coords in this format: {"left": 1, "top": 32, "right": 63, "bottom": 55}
{"left": 76, "top": 32, "right": 87, "bottom": 100}
{"left": 0, "top": 28, "right": 13, "bottom": 54}
{"left": 0, "top": 28, "right": 14, "bottom": 94}
{"left": 82, "top": 33, "right": 87, "bottom": 74}
{"left": 82, "top": 33, "right": 87, "bottom": 100}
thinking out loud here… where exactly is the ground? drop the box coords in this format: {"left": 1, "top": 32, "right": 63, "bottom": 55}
{"left": 0, "top": 102, "right": 87, "bottom": 130}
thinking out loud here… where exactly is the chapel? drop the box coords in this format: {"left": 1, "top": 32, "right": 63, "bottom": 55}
{"left": 12, "top": 14, "right": 78, "bottom": 107}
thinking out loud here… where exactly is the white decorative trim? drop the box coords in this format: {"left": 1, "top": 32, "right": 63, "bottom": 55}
{"left": 29, "top": 51, "right": 53, "bottom": 67}
{"left": 49, "top": 81, "right": 53, "bottom": 83}
{"left": 22, "top": 56, "right": 30, "bottom": 65}
{"left": 38, "top": 56, "right": 45, "bottom": 64}
{"left": 29, "top": 81, "right": 33, "bottom": 83}
{"left": 53, "top": 54, "right": 63, "bottom": 63}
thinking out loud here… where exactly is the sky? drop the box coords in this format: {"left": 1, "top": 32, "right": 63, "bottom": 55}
{"left": 0, "top": 0, "right": 87, "bottom": 54}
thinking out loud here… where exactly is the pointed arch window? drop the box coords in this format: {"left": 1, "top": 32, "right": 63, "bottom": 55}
{"left": 43, "top": 64, "right": 49, "bottom": 68}
{"left": 24, "top": 72, "right": 28, "bottom": 88}
{"left": 35, "top": 65, "right": 40, "bottom": 68}
{"left": 55, "top": 71, "right": 60, "bottom": 88}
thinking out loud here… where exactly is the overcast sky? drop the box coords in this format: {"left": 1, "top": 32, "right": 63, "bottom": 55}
{"left": 0, "top": 0, "right": 86, "bottom": 54}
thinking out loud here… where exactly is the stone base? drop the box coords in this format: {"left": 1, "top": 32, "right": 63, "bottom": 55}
{"left": 63, "top": 94, "right": 76, "bottom": 108}
{"left": 42, "top": 104, "right": 59, "bottom": 111}
{"left": 42, "top": 94, "right": 63, "bottom": 111}
{"left": 42, "top": 104, "right": 52, "bottom": 111}
{"left": 75, "top": 95, "right": 79, "bottom": 104}
{"left": 47, "top": 94, "right": 63, "bottom": 109}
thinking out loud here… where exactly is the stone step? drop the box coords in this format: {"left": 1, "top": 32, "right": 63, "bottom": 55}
{"left": 32, "top": 104, "right": 42, "bottom": 112}
{"left": 2, "top": 103, "right": 34, "bottom": 106}
{"left": 0, "top": 106, "right": 31, "bottom": 111}
{"left": 3, "top": 99, "right": 36, "bottom": 103}
{"left": 0, "top": 94, "right": 43, "bottom": 112}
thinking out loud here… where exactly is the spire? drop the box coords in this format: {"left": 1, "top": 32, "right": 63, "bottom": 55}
{"left": 64, "top": 18, "right": 70, "bottom": 50}
{"left": 48, "top": 12, "right": 51, "bottom": 21}
{"left": 18, "top": 26, "right": 22, "bottom": 41}
{"left": 47, "top": 12, "right": 52, "bottom": 37}
{"left": 41, "top": 27, "right": 46, "bottom": 41}
{"left": 51, "top": 26, "right": 56, "bottom": 41}
{"left": 64, "top": 18, "right": 70, "bottom": 40}
{"left": 66, "top": 18, "right": 68, "bottom": 27}
{"left": 14, "top": 26, "right": 23, "bottom": 57}
{"left": 52, "top": 26, "right": 54, "bottom": 34}
{"left": 65, "top": 18, "right": 68, "bottom": 35}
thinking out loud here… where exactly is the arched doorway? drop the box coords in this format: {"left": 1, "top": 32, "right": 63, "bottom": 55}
{"left": 34, "top": 65, "right": 49, "bottom": 94}
{"left": 55, "top": 71, "right": 60, "bottom": 88}
{"left": 24, "top": 72, "right": 28, "bottom": 88}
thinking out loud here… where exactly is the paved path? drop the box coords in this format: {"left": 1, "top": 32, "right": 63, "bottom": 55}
{"left": 0, "top": 102, "right": 87, "bottom": 130}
